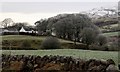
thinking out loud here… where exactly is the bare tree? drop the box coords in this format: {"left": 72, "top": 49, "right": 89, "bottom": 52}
{"left": 1, "top": 18, "right": 14, "bottom": 28}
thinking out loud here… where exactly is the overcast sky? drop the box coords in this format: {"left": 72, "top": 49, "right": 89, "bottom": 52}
{"left": 0, "top": 2, "right": 118, "bottom": 25}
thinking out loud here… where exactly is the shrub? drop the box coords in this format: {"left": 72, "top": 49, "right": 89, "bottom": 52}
{"left": 96, "top": 34, "right": 108, "bottom": 46}
{"left": 89, "top": 44, "right": 109, "bottom": 51}
{"left": 89, "top": 44, "right": 101, "bottom": 50}
{"left": 101, "top": 44, "right": 109, "bottom": 51}
{"left": 41, "top": 36, "right": 61, "bottom": 49}
{"left": 21, "top": 40, "right": 31, "bottom": 49}
{"left": 108, "top": 42, "right": 119, "bottom": 51}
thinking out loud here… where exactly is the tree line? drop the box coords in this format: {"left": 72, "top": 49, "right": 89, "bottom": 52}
{"left": 35, "top": 13, "right": 108, "bottom": 49}
{"left": 0, "top": 13, "right": 108, "bottom": 50}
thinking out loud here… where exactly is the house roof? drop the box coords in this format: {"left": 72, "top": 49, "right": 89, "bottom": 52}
{"left": 19, "top": 27, "right": 27, "bottom": 32}
{"left": 3, "top": 27, "right": 18, "bottom": 31}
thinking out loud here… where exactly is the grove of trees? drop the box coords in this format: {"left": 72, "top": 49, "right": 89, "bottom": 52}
{"left": 35, "top": 13, "right": 107, "bottom": 49}
{"left": 0, "top": 13, "right": 109, "bottom": 50}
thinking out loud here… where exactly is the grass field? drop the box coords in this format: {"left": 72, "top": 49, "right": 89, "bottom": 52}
{"left": 1, "top": 49, "right": 119, "bottom": 65}
{"left": 102, "top": 24, "right": 118, "bottom": 28}
{"left": 1, "top": 35, "right": 85, "bottom": 49}
{"left": 1, "top": 35, "right": 76, "bottom": 43}
{"left": 1, "top": 35, "right": 119, "bottom": 66}
{"left": 1, "top": 35, "right": 82, "bottom": 45}
{"left": 103, "top": 31, "right": 119, "bottom": 36}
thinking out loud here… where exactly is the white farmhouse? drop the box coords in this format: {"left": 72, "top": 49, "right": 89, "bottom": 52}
{"left": 19, "top": 27, "right": 38, "bottom": 34}
{"left": 19, "top": 27, "right": 27, "bottom": 33}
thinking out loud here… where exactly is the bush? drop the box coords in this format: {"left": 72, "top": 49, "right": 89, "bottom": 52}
{"left": 108, "top": 42, "right": 119, "bottom": 51}
{"left": 89, "top": 44, "right": 101, "bottom": 50}
{"left": 101, "top": 44, "right": 109, "bottom": 51}
{"left": 89, "top": 44, "right": 109, "bottom": 51}
{"left": 41, "top": 36, "right": 61, "bottom": 49}
{"left": 21, "top": 40, "right": 31, "bottom": 49}
{"left": 96, "top": 34, "right": 108, "bottom": 46}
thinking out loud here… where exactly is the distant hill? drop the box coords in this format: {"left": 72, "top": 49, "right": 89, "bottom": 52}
{"left": 82, "top": 6, "right": 119, "bottom": 37}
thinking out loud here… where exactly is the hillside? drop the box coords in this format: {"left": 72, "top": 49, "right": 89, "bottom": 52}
{"left": 84, "top": 6, "right": 119, "bottom": 37}
{"left": 1, "top": 35, "right": 86, "bottom": 50}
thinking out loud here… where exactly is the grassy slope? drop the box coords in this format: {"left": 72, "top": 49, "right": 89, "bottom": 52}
{"left": 1, "top": 35, "right": 45, "bottom": 41}
{"left": 1, "top": 35, "right": 83, "bottom": 49}
{"left": 100, "top": 23, "right": 119, "bottom": 37}
{"left": 1, "top": 35, "right": 77, "bottom": 43}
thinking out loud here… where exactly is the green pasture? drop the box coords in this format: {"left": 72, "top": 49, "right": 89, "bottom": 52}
{"left": 1, "top": 49, "right": 119, "bottom": 66}
{"left": 1, "top": 35, "right": 77, "bottom": 43}
{"left": 1, "top": 35, "right": 119, "bottom": 66}
{"left": 102, "top": 24, "right": 118, "bottom": 28}
{"left": 1, "top": 35, "right": 84, "bottom": 49}
{"left": 103, "top": 32, "right": 119, "bottom": 36}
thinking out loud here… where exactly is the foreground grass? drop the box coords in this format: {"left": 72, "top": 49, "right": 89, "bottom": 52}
{"left": 1, "top": 49, "right": 119, "bottom": 65}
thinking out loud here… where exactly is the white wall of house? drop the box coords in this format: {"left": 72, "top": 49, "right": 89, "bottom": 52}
{"left": 51, "top": 32, "right": 56, "bottom": 36}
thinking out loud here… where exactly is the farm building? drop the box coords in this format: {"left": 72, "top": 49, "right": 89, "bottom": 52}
{"left": 19, "top": 27, "right": 37, "bottom": 33}
{"left": 1, "top": 26, "right": 38, "bottom": 35}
